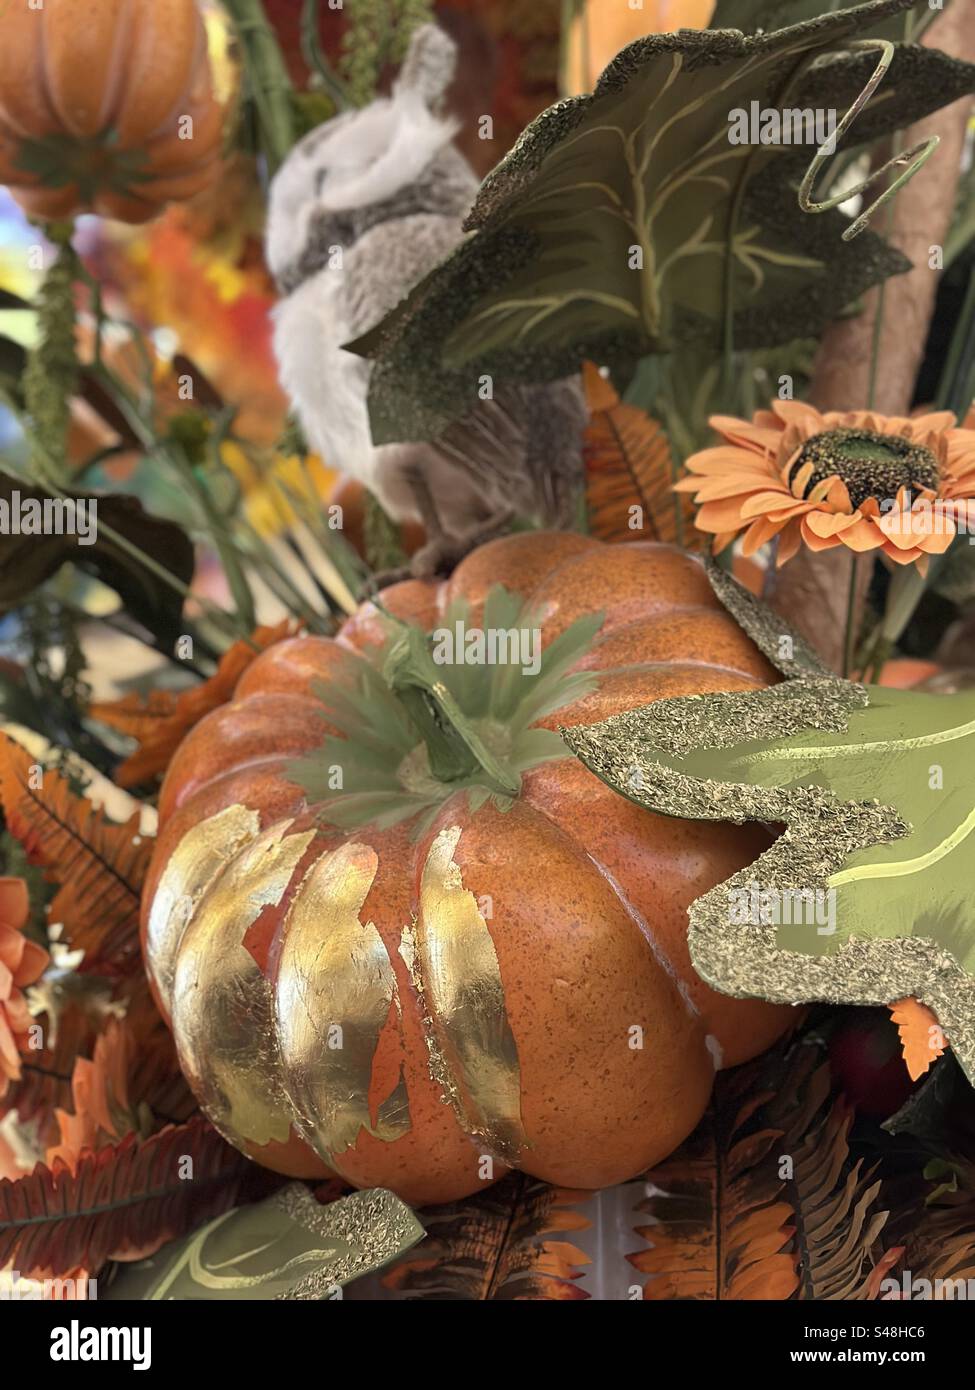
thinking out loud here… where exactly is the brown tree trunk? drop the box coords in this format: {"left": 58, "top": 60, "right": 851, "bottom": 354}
{"left": 765, "top": 1, "right": 975, "bottom": 672}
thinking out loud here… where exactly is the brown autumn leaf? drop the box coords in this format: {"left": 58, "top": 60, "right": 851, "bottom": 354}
{"left": 630, "top": 1042, "right": 896, "bottom": 1300}
{"left": 0, "top": 734, "right": 151, "bottom": 972}
{"left": 0, "top": 1115, "right": 256, "bottom": 1279}
{"left": 582, "top": 360, "right": 696, "bottom": 547}
{"left": 889, "top": 998, "right": 949, "bottom": 1082}
{"left": 91, "top": 618, "right": 295, "bottom": 787}
{"left": 382, "top": 1172, "right": 591, "bottom": 1300}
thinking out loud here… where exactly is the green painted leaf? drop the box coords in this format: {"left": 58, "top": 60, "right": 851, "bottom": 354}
{"left": 104, "top": 1184, "right": 424, "bottom": 1300}
{"left": 561, "top": 563, "right": 975, "bottom": 1085}
{"left": 353, "top": 0, "right": 975, "bottom": 444}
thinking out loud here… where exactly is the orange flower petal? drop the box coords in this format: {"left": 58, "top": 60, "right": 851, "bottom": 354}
{"left": 741, "top": 514, "right": 783, "bottom": 556}
{"left": 690, "top": 477, "right": 784, "bottom": 505}
{"left": 880, "top": 540, "right": 926, "bottom": 566}
{"left": 695, "top": 498, "right": 754, "bottom": 532}
{"left": 803, "top": 510, "right": 863, "bottom": 539}
{"left": 775, "top": 523, "right": 804, "bottom": 565}
{"left": 709, "top": 414, "right": 782, "bottom": 452}
{"left": 711, "top": 530, "right": 739, "bottom": 555}
{"left": 771, "top": 400, "right": 824, "bottom": 430}
{"left": 823, "top": 477, "right": 854, "bottom": 513}
{"left": 17, "top": 938, "right": 48, "bottom": 988}
{"left": 0, "top": 879, "right": 29, "bottom": 931}
{"left": 791, "top": 461, "right": 814, "bottom": 498}
{"left": 835, "top": 518, "right": 885, "bottom": 553}
{"left": 799, "top": 517, "right": 843, "bottom": 552}
{"left": 681, "top": 446, "right": 763, "bottom": 474}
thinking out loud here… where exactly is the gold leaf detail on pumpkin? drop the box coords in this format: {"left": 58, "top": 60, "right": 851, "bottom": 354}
{"left": 889, "top": 997, "right": 948, "bottom": 1081}
{"left": 145, "top": 803, "right": 261, "bottom": 1015}
{"left": 275, "top": 841, "right": 411, "bottom": 1171}
{"left": 169, "top": 817, "right": 316, "bottom": 1153}
{"left": 415, "top": 824, "right": 528, "bottom": 1166}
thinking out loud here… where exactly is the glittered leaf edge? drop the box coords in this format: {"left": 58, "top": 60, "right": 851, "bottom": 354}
{"left": 561, "top": 564, "right": 975, "bottom": 1084}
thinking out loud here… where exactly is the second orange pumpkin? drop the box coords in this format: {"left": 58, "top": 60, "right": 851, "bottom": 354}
{"left": 0, "top": 0, "right": 225, "bottom": 223}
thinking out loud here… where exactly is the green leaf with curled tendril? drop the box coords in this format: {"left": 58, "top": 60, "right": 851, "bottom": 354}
{"left": 352, "top": 0, "right": 975, "bottom": 445}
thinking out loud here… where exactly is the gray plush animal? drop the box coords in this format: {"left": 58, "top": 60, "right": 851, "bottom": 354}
{"left": 266, "top": 24, "right": 585, "bottom": 577}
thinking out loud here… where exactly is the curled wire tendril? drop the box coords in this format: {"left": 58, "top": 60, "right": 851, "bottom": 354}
{"left": 798, "top": 38, "right": 940, "bottom": 242}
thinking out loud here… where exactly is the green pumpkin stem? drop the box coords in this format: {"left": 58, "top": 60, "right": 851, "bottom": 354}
{"left": 383, "top": 626, "right": 521, "bottom": 797}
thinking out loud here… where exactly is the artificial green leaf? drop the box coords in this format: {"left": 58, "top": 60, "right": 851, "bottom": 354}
{"left": 353, "top": 0, "right": 975, "bottom": 444}
{"left": 104, "top": 1184, "right": 424, "bottom": 1300}
{"left": 0, "top": 470, "right": 194, "bottom": 644}
{"left": 562, "top": 561, "right": 975, "bottom": 1085}
{"left": 710, "top": 0, "right": 827, "bottom": 31}
{"left": 708, "top": 0, "right": 918, "bottom": 37}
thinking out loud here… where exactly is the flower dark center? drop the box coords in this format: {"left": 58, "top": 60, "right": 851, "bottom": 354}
{"left": 795, "top": 428, "right": 940, "bottom": 509}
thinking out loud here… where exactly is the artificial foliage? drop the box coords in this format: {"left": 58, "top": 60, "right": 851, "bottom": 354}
{"left": 382, "top": 1173, "right": 591, "bottom": 1299}
{"left": 1, "top": 0, "right": 975, "bottom": 1308}
{"left": 353, "top": 0, "right": 975, "bottom": 444}
{"left": 630, "top": 1042, "right": 896, "bottom": 1300}
{"left": 564, "top": 563, "right": 975, "bottom": 1077}
{"left": 105, "top": 1183, "right": 424, "bottom": 1299}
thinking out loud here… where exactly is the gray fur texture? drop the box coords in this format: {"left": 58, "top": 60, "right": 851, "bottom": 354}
{"left": 267, "top": 24, "right": 585, "bottom": 574}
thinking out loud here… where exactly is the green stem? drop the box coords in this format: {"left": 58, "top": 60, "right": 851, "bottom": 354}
{"left": 223, "top": 0, "right": 296, "bottom": 174}
{"left": 842, "top": 550, "right": 859, "bottom": 678}
{"left": 382, "top": 625, "right": 520, "bottom": 796}
{"left": 301, "top": 0, "right": 349, "bottom": 108}
{"left": 935, "top": 263, "right": 975, "bottom": 417}
{"left": 862, "top": 564, "right": 927, "bottom": 683}
{"left": 23, "top": 221, "right": 79, "bottom": 487}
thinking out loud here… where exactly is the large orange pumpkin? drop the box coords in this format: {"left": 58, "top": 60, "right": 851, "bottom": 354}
{"left": 0, "top": 0, "right": 225, "bottom": 223}
{"left": 142, "top": 534, "right": 793, "bottom": 1205}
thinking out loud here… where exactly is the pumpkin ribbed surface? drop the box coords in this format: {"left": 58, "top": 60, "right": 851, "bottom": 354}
{"left": 142, "top": 534, "right": 793, "bottom": 1204}
{"left": 0, "top": 0, "right": 224, "bottom": 222}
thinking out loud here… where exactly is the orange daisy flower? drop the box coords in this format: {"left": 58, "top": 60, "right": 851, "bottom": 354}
{"left": 0, "top": 877, "right": 48, "bottom": 1098}
{"left": 675, "top": 401, "right": 975, "bottom": 574}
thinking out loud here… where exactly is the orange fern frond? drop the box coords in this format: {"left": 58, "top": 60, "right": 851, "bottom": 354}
{"left": 0, "top": 735, "right": 150, "bottom": 971}
{"left": 46, "top": 1019, "right": 142, "bottom": 1172}
{"left": 630, "top": 1043, "right": 896, "bottom": 1300}
{"left": 0, "top": 1116, "right": 255, "bottom": 1278}
{"left": 583, "top": 361, "right": 695, "bottom": 546}
{"left": 91, "top": 618, "right": 294, "bottom": 787}
{"left": 383, "top": 1173, "right": 591, "bottom": 1300}
{"left": 889, "top": 997, "right": 948, "bottom": 1081}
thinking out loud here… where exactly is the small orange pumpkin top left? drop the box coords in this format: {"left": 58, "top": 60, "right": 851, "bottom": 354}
{"left": 0, "top": 0, "right": 226, "bottom": 223}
